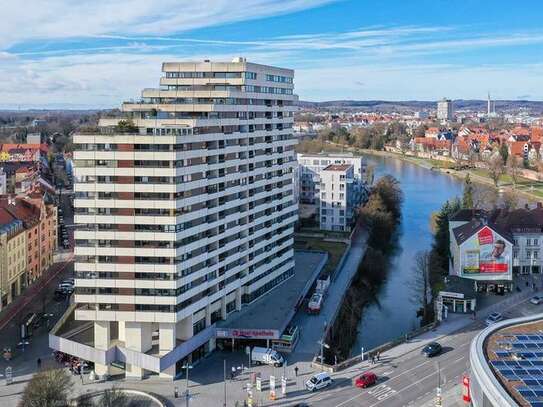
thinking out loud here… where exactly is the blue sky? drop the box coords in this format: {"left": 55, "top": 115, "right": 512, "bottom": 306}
{"left": 1, "top": 0, "right": 543, "bottom": 108}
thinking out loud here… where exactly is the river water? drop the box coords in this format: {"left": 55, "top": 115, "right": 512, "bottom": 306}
{"left": 351, "top": 154, "right": 464, "bottom": 355}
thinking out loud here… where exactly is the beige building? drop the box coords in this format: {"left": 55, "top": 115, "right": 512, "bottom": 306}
{"left": 54, "top": 58, "right": 298, "bottom": 379}
{"left": 0, "top": 208, "right": 26, "bottom": 309}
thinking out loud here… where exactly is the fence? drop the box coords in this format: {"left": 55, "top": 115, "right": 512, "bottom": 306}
{"left": 311, "top": 321, "right": 438, "bottom": 373}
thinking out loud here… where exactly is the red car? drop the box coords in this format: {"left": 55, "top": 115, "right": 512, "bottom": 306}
{"left": 355, "top": 372, "right": 377, "bottom": 388}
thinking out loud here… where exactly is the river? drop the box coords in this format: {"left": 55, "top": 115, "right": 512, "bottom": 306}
{"left": 351, "top": 153, "right": 464, "bottom": 355}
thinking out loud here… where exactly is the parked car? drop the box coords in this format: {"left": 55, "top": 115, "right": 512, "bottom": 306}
{"left": 58, "top": 283, "right": 73, "bottom": 293}
{"left": 355, "top": 372, "right": 377, "bottom": 388}
{"left": 421, "top": 342, "right": 442, "bottom": 358}
{"left": 62, "top": 279, "right": 74, "bottom": 286}
{"left": 485, "top": 312, "right": 503, "bottom": 325}
{"left": 531, "top": 296, "right": 543, "bottom": 305}
{"left": 305, "top": 372, "right": 333, "bottom": 391}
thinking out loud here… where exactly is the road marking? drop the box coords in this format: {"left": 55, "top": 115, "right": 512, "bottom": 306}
{"left": 334, "top": 356, "right": 466, "bottom": 407}
{"left": 366, "top": 356, "right": 466, "bottom": 407}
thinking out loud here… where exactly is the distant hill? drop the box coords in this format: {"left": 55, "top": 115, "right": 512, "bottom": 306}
{"left": 298, "top": 99, "right": 543, "bottom": 114}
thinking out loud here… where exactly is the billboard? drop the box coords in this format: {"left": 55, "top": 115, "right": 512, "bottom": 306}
{"left": 461, "top": 226, "right": 510, "bottom": 275}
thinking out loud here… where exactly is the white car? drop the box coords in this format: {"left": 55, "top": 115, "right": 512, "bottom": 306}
{"left": 305, "top": 372, "right": 333, "bottom": 391}
{"left": 485, "top": 312, "right": 503, "bottom": 326}
{"left": 530, "top": 296, "right": 543, "bottom": 305}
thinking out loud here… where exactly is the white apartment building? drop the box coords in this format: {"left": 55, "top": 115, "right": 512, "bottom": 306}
{"left": 319, "top": 164, "right": 360, "bottom": 232}
{"left": 437, "top": 98, "right": 454, "bottom": 121}
{"left": 297, "top": 153, "right": 366, "bottom": 204}
{"left": 61, "top": 58, "right": 298, "bottom": 380}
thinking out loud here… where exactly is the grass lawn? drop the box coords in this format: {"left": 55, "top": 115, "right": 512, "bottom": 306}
{"left": 294, "top": 237, "right": 347, "bottom": 277}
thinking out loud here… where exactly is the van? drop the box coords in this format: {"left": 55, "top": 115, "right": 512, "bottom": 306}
{"left": 305, "top": 372, "right": 332, "bottom": 391}
{"left": 250, "top": 347, "right": 284, "bottom": 367}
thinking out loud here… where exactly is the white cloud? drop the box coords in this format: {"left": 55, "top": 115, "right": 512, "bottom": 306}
{"left": 0, "top": 0, "right": 337, "bottom": 49}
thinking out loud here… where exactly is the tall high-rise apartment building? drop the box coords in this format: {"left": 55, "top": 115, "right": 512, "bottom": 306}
{"left": 68, "top": 58, "right": 298, "bottom": 379}
{"left": 437, "top": 98, "right": 454, "bottom": 121}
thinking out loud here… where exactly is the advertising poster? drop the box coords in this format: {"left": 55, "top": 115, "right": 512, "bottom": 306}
{"left": 462, "top": 226, "right": 510, "bottom": 274}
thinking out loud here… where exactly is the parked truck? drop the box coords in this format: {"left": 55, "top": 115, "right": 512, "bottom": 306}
{"left": 250, "top": 347, "right": 284, "bottom": 367}
{"left": 306, "top": 277, "right": 330, "bottom": 314}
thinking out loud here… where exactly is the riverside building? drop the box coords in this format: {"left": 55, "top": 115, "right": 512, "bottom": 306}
{"left": 58, "top": 58, "right": 298, "bottom": 379}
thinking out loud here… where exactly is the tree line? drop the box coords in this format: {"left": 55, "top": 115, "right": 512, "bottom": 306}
{"left": 327, "top": 175, "right": 403, "bottom": 360}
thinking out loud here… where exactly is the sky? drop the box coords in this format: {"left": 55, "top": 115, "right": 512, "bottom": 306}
{"left": 1, "top": 0, "right": 543, "bottom": 109}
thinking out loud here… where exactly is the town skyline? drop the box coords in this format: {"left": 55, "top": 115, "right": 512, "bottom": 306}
{"left": 2, "top": 0, "right": 543, "bottom": 109}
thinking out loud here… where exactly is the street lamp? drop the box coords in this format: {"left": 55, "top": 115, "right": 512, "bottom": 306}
{"left": 182, "top": 364, "right": 193, "bottom": 407}
{"left": 317, "top": 340, "right": 330, "bottom": 370}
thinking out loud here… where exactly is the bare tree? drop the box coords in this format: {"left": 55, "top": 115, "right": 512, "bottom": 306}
{"left": 20, "top": 368, "right": 72, "bottom": 407}
{"left": 506, "top": 154, "right": 521, "bottom": 187}
{"left": 487, "top": 154, "right": 505, "bottom": 187}
{"left": 411, "top": 251, "right": 432, "bottom": 324}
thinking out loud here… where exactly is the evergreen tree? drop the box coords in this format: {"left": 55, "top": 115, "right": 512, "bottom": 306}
{"left": 462, "top": 174, "right": 474, "bottom": 209}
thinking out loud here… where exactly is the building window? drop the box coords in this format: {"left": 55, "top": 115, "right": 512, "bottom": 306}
{"left": 534, "top": 251, "right": 539, "bottom": 259}
{"left": 527, "top": 238, "right": 532, "bottom": 246}
{"left": 193, "top": 318, "right": 206, "bottom": 335}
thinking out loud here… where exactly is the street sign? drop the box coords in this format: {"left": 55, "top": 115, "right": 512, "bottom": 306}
{"left": 256, "top": 376, "right": 262, "bottom": 392}
{"left": 269, "top": 375, "right": 275, "bottom": 391}
{"left": 5, "top": 367, "right": 12, "bottom": 385}
{"left": 281, "top": 376, "right": 287, "bottom": 395}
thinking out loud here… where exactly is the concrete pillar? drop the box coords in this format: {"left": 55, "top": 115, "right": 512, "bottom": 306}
{"left": 159, "top": 323, "right": 177, "bottom": 379}
{"left": 94, "top": 321, "right": 110, "bottom": 377}
{"left": 177, "top": 315, "right": 193, "bottom": 341}
{"left": 220, "top": 296, "right": 227, "bottom": 320}
{"left": 118, "top": 321, "right": 126, "bottom": 343}
{"left": 205, "top": 305, "right": 211, "bottom": 327}
{"left": 235, "top": 288, "right": 242, "bottom": 311}
{"left": 125, "top": 322, "right": 152, "bottom": 379}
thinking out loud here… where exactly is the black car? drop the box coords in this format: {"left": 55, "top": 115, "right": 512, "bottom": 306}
{"left": 421, "top": 342, "right": 442, "bottom": 358}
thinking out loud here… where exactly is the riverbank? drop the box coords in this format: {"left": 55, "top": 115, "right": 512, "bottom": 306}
{"left": 357, "top": 147, "right": 542, "bottom": 203}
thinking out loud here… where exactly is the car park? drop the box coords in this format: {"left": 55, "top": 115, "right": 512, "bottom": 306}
{"left": 305, "top": 372, "right": 333, "bottom": 391}
{"left": 421, "top": 342, "right": 442, "bottom": 358}
{"left": 355, "top": 372, "right": 377, "bottom": 388}
{"left": 485, "top": 312, "right": 503, "bottom": 325}
{"left": 530, "top": 296, "right": 543, "bottom": 305}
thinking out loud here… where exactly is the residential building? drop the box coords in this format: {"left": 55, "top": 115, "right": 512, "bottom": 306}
{"left": 64, "top": 58, "right": 298, "bottom": 379}
{"left": 297, "top": 152, "right": 366, "bottom": 204}
{"left": 449, "top": 207, "right": 543, "bottom": 296}
{"left": 0, "top": 194, "right": 57, "bottom": 284}
{"left": 0, "top": 208, "right": 26, "bottom": 310}
{"left": 319, "top": 164, "right": 360, "bottom": 231}
{"left": 26, "top": 133, "right": 42, "bottom": 144}
{"left": 437, "top": 98, "right": 454, "bottom": 121}
{"left": 0, "top": 169, "right": 6, "bottom": 195}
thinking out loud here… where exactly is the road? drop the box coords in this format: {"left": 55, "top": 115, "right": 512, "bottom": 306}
{"left": 290, "top": 227, "right": 367, "bottom": 362}
{"left": 281, "top": 297, "right": 541, "bottom": 407}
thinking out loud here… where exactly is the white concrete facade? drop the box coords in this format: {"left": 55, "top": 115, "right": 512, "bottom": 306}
{"left": 437, "top": 98, "right": 454, "bottom": 121}
{"left": 69, "top": 58, "right": 298, "bottom": 378}
{"left": 297, "top": 153, "right": 366, "bottom": 205}
{"left": 319, "top": 164, "right": 359, "bottom": 232}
